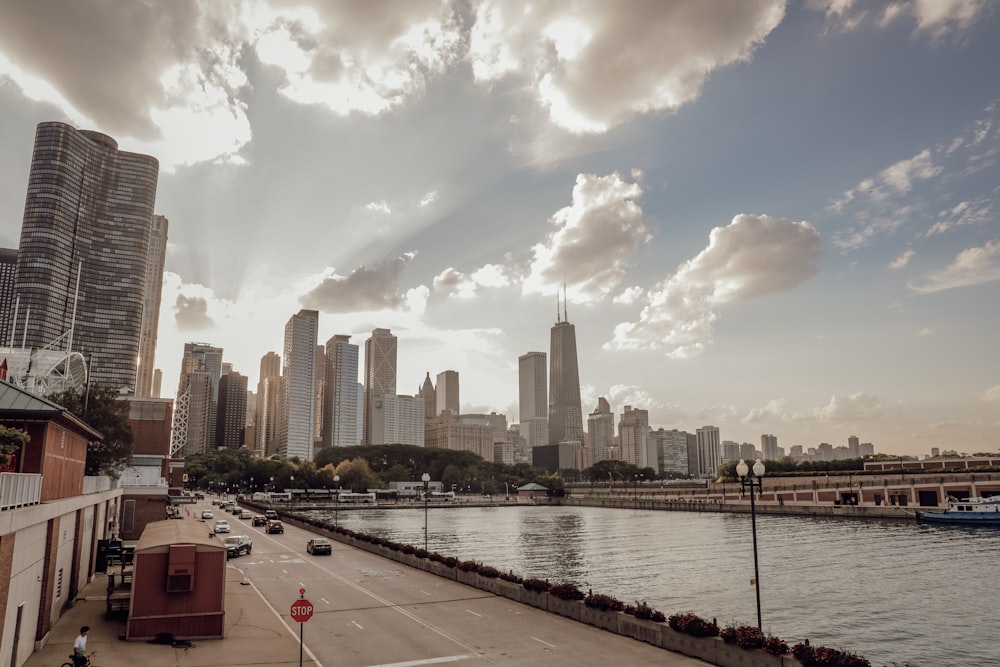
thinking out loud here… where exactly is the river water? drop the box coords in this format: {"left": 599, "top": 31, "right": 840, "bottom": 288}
{"left": 302, "top": 504, "right": 998, "bottom": 667}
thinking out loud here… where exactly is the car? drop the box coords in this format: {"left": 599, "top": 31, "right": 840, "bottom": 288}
{"left": 306, "top": 538, "right": 332, "bottom": 555}
{"left": 223, "top": 535, "right": 253, "bottom": 558}
{"left": 251, "top": 515, "right": 268, "bottom": 527}
{"left": 240, "top": 509, "right": 253, "bottom": 520}
{"left": 266, "top": 520, "right": 284, "bottom": 534}
{"left": 231, "top": 505, "right": 243, "bottom": 515}
{"left": 201, "top": 510, "right": 213, "bottom": 520}
{"left": 265, "top": 509, "right": 278, "bottom": 520}
{"left": 213, "top": 520, "right": 230, "bottom": 534}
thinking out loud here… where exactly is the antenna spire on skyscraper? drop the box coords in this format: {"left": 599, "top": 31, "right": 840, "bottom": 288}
{"left": 563, "top": 278, "right": 568, "bottom": 323}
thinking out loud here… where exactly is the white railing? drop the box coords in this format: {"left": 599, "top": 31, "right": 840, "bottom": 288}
{"left": 83, "top": 475, "right": 112, "bottom": 494}
{"left": 0, "top": 473, "right": 42, "bottom": 510}
{"left": 117, "top": 476, "right": 168, "bottom": 488}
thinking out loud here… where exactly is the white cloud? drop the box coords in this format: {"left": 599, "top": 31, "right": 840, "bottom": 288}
{"left": 433, "top": 263, "right": 514, "bottom": 299}
{"left": 918, "top": 328, "right": 934, "bottom": 336}
{"left": 469, "top": 0, "right": 785, "bottom": 133}
{"left": 365, "top": 200, "right": 392, "bottom": 214}
{"left": 298, "top": 253, "right": 418, "bottom": 312}
{"left": 909, "top": 239, "right": 1000, "bottom": 293}
{"left": 613, "top": 286, "right": 644, "bottom": 305}
{"left": 809, "top": 0, "right": 990, "bottom": 39}
{"left": 608, "top": 214, "right": 820, "bottom": 357}
{"left": 419, "top": 190, "right": 439, "bottom": 207}
{"left": 523, "top": 171, "right": 653, "bottom": 302}
{"left": 742, "top": 398, "right": 790, "bottom": 424}
{"left": 924, "top": 199, "right": 992, "bottom": 237}
{"left": 810, "top": 393, "right": 886, "bottom": 422}
{"left": 984, "top": 385, "right": 1000, "bottom": 402}
{"left": 890, "top": 249, "right": 916, "bottom": 269}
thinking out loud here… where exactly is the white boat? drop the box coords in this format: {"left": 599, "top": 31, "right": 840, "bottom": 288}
{"left": 917, "top": 496, "right": 1000, "bottom": 526}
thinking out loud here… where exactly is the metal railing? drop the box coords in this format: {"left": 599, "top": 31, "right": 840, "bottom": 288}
{"left": 116, "top": 475, "right": 168, "bottom": 488}
{"left": 83, "top": 475, "right": 112, "bottom": 494}
{"left": 0, "top": 472, "right": 42, "bottom": 510}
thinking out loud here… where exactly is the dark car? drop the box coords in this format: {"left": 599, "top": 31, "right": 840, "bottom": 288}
{"left": 265, "top": 509, "right": 278, "bottom": 520}
{"left": 306, "top": 538, "right": 332, "bottom": 555}
{"left": 230, "top": 505, "right": 243, "bottom": 515}
{"left": 251, "top": 515, "right": 268, "bottom": 527}
{"left": 223, "top": 535, "right": 252, "bottom": 558}
{"left": 266, "top": 520, "right": 284, "bottom": 534}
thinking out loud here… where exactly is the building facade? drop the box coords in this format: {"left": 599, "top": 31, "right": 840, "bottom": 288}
{"left": 11, "top": 122, "right": 159, "bottom": 391}
{"left": 695, "top": 425, "right": 722, "bottom": 478}
{"left": 216, "top": 371, "right": 248, "bottom": 448}
{"left": 254, "top": 352, "right": 282, "bottom": 457}
{"left": 369, "top": 393, "right": 424, "bottom": 447}
{"left": 0, "top": 248, "right": 16, "bottom": 346}
{"left": 548, "top": 309, "right": 583, "bottom": 446}
{"left": 322, "top": 335, "right": 360, "bottom": 448}
{"left": 135, "top": 215, "right": 168, "bottom": 397}
{"left": 363, "top": 328, "right": 397, "bottom": 446}
{"left": 518, "top": 351, "right": 548, "bottom": 449}
{"left": 280, "top": 309, "right": 318, "bottom": 460}
{"left": 587, "top": 397, "right": 615, "bottom": 465}
{"left": 435, "top": 370, "right": 459, "bottom": 416}
{"left": 761, "top": 434, "right": 779, "bottom": 461}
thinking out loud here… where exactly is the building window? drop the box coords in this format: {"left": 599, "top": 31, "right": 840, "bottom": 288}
{"left": 122, "top": 499, "right": 135, "bottom": 534}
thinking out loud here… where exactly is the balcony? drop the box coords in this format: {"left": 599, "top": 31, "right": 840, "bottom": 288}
{"left": 0, "top": 472, "right": 42, "bottom": 510}
{"left": 83, "top": 475, "right": 113, "bottom": 495}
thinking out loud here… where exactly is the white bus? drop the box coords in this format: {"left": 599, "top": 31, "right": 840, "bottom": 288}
{"left": 430, "top": 491, "right": 456, "bottom": 501}
{"left": 268, "top": 492, "right": 292, "bottom": 502}
{"left": 337, "top": 492, "right": 376, "bottom": 504}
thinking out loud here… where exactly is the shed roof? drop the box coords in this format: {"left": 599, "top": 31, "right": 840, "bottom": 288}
{"left": 136, "top": 519, "right": 223, "bottom": 552}
{"left": 517, "top": 483, "right": 549, "bottom": 491}
{"left": 0, "top": 379, "right": 103, "bottom": 439}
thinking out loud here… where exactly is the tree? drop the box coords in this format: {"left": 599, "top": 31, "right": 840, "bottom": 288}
{"left": 0, "top": 424, "right": 30, "bottom": 458}
{"left": 47, "top": 386, "right": 134, "bottom": 477}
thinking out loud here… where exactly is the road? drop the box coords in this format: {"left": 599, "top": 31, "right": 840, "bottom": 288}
{"left": 197, "top": 499, "right": 710, "bottom": 667}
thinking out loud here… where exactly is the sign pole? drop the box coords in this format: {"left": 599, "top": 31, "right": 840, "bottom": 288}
{"left": 299, "top": 588, "right": 304, "bottom": 667}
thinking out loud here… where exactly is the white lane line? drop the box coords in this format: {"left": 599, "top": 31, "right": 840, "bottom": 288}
{"left": 244, "top": 580, "right": 324, "bottom": 667}
{"left": 531, "top": 637, "right": 556, "bottom": 648}
{"left": 351, "top": 620, "right": 364, "bottom": 630}
{"left": 421, "top": 590, "right": 432, "bottom": 596}
{"left": 320, "top": 597, "right": 330, "bottom": 605}
{"left": 282, "top": 569, "right": 288, "bottom": 574}
{"left": 465, "top": 609, "right": 482, "bottom": 617}
{"left": 367, "top": 655, "right": 479, "bottom": 667}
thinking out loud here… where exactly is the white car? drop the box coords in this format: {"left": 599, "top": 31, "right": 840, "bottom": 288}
{"left": 201, "top": 510, "right": 213, "bottom": 520}
{"left": 213, "top": 520, "right": 230, "bottom": 534}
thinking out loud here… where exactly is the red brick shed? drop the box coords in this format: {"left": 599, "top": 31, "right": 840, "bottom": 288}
{"left": 125, "top": 519, "right": 227, "bottom": 641}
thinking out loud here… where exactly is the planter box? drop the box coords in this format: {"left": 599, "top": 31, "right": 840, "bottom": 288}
{"left": 715, "top": 642, "right": 797, "bottom": 667}
{"left": 618, "top": 616, "right": 666, "bottom": 647}
{"left": 456, "top": 569, "right": 482, "bottom": 587}
{"left": 660, "top": 629, "right": 718, "bottom": 664}
{"left": 579, "top": 605, "right": 621, "bottom": 632}
{"left": 518, "top": 589, "right": 549, "bottom": 611}
{"left": 483, "top": 578, "right": 522, "bottom": 600}
{"left": 547, "top": 596, "right": 582, "bottom": 621}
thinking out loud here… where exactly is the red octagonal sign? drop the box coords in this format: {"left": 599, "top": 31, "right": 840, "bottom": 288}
{"left": 290, "top": 599, "right": 313, "bottom": 623}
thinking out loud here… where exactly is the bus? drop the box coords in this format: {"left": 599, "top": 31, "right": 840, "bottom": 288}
{"left": 337, "top": 492, "right": 376, "bottom": 504}
{"left": 430, "top": 491, "right": 456, "bottom": 501}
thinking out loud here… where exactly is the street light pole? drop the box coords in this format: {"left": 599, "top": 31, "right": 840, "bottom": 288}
{"left": 736, "top": 459, "right": 765, "bottom": 630}
{"left": 333, "top": 475, "right": 340, "bottom": 527}
{"left": 421, "top": 473, "right": 431, "bottom": 550}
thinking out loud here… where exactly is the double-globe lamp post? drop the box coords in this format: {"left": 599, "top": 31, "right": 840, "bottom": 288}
{"left": 736, "top": 458, "right": 766, "bottom": 630}
{"left": 333, "top": 474, "right": 340, "bottom": 527}
{"left": 422, "top": 473, "right": 431, "bottom": 550}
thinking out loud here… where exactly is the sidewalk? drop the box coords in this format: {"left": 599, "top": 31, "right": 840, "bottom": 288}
{"left": 24, "top": 566, "right": 317, "bottom": 667}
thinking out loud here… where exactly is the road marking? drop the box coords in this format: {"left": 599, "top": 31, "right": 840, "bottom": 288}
{"left": 351, "top": 620, "right": 364, "bottom": 630}
{"left": 465, "top": 609, "right": 482, "bottom": 617}
{"left": 368, "top": 655, "right": 479, "bottom": 667}
{"left": 244, "top": 579, "right": 325, "bottom": 667}
{"left": 320, "top": 597, "right": 330, "bottom": 605}
{"left": 532, "top": 637, "right": 556, "bottom": 648}
{"left": 282, "top": 569, "right": 288, "bottom": 574}
{"left": 421, "top": 590, "right": 432, "bottom": 596}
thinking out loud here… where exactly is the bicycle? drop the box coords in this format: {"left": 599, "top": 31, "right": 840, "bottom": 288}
{"left": 60, "top": 650, "right": 96, "bottom": 667}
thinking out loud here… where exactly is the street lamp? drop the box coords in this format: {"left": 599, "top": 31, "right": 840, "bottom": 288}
{"left": 736, "top": 458, "right": 765, "bottom": 630}
{"left": 333, "top": 474, "right": 340, "bottom": 527}
{"left": 421, "top": 472, "right": 431, "bottom": 550}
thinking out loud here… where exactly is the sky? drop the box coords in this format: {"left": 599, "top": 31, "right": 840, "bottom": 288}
{"left": 0, "top": 0, "right": 998, "bottom": 459}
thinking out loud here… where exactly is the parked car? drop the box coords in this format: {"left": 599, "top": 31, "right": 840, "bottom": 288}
{"left": 306, "top": 538, "right": 332, "bottom": 555}
{"left": 213, "top": 520, "right": 230, "bottom": 534}
{"left": 251, "top": 515, "right": 268, "bottom": 527}
{"left": 265, "top": 509, "right": 278, "bottom": 520}
{"left": 240, "top": 509, "right": 253, "bottom": 520}
{"left": 266, "top": 520, "right": 284, "bottom": 534}
{"left": 201, "top": 510, "right": 213, "bottom": 520}
{"left": 223, "top": 535, "right": 253, "bottom": 558}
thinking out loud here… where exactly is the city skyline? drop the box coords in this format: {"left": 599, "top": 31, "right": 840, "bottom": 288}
{"left": 0, "top": 2, "right": 998, "bottom": 456}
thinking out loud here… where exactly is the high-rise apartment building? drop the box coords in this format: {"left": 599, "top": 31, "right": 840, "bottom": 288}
{"left": 587, "top": 397, "right": 615, "bottom": 465}
{"left": 363, "top": 328, "right": 397, "bottom": 445}
{"left": 548, "top": 304, "right": 583, "bottom": 446}
{"left": 695, "top": 426, "right": 721, "bottom": 477}
{"left": 369, "top": 393, "right": 425, "bottom": 446}
{"left": 170, "top": 371, "right": 212, "bottom": 458}
{"left": 11, "top": 122, "right": 159, "bottom": 391}
{"left": 739, "top": 442, "right": 757, "bottom": 461}
{"left": 280, "top": 309, "right": 318, "bottom": 460}
{"left": 180, "top": 343, "right": 223, "bottom": 444}
{"left": 135, "top": 215, "right": 168, "bottom": 397}
{"left": 255, "top": 352, "right": 282, "bottom": 457}
{"left": 619, "top": 405, "right": 649, "bottom": 468}
{"left": 650, "top": 428, "right": 690, "bottom": 477}
{"left": 723, "top": 441, "right": 741, "bottom": 462}
{"left": 0, "top": 248, "right": 16, "bottom": 346}
{"left": 314, "top": 344, "right": 325, "bottom": 444}
{"left": 216, "top": 371, "right": 248, "bottom": 448}
{"left": 435, "top": 370, "right": 459, "bottom": 416}
{"left": 322, "top": 335, "right": 360, "bottom": 447}
{"left": 848, "top": 435, "right": 860, "bottom": 458}
{"left": 518, "top": 352, "right": 548, "bottom": 448}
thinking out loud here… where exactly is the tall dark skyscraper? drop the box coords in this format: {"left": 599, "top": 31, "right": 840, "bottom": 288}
{"left": 548, "top": 295, "right": 584, "bottom": 445}
{"left": 11, "top": 122, "right": 159, "bottom": 391}
{"left": 0, "top": 248, "right": 16, "bottom": 346}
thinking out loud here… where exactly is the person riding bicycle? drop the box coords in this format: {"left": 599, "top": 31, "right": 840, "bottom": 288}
{"left": 73, "top": 626, "right": 89, "bottom": 666}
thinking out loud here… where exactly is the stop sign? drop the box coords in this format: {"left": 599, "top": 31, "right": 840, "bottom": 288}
{"left": 290, "top": 599, "right": 314, "bottom": 623}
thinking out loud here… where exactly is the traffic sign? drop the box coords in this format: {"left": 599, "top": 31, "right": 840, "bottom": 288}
{"left": 290, "top": 599, "right": 313, "bottom": 623}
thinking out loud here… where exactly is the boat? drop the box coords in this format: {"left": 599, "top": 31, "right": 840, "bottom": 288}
{"left": 917, "top": 496, "right": 1000, "bottom": 526}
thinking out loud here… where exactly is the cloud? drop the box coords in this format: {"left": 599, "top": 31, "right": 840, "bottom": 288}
{"left": 468, "top": 0, "right": 785, "bottom": 133}
{"left": 890, "top": 249, "right": 916, "bottom": 269}
{"left": 298, "top": 252, "right": 417, "bottom": 312}
{"left": 808, "top": 0, "right": 991, "bottom": 39}
{"left": 608, "top": 214, "right": 820, "bottom": 357}
{"left": 523, "top": 171, "right": 653, "bottom": 302}
{"left": 808, "top": 393, "right": 886, "bottom": 422}
{"left": 984, "top": 385, "right": 1000, "bottom": 402}
{"left": 742, "top": 398, "right": 790, "bottom": 424}
{"left": 918, "top": 328, "right": 934, "bottom": 336}
{"left": 909, "top": 239, "right": 1000, "bottom": 293}
{"left": 613, "top": 286, "right": 644, "bottom": 305}
{"left": 365, "top": 200, "right": 392, "bottom": 214}
{"left": 924, "top": 199, "right": 992, "bottom": 237}
{"left": 174, "top": 294, "right": 215, "bottom": 331}
{"left": 433, "top": 263, "right": 514, "bottom": 299}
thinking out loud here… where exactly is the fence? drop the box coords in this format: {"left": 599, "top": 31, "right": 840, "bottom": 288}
{"left": 0, "top": 472, "right": 42, "bottom": 510}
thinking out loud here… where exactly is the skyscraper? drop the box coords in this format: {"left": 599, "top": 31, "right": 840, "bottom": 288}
{"left": 255, "top": 351, "right": 282, "bottom": 457}
{"left": 363, "top": 328, "right": 397, "bottom": 445}
{"left": 696, "top": 425, "right": 721, "bottom": 477}
{"left": 435, "top": 370, "right": 459, "bottom": 416}
{"left": 518, "top": 351, "right": 548, "bottom": 448}
{"left": 587, "top": 397, "right": 615, "bottom": 465}
{"left": 419, "top": 372, "right": 436, "bottom": 419}
{"left": 619, "top": 405, "right": 649, "bottom": 468}
{"left": 761, "top": 434, "right": 778, "bottom": 461}
{"left": 322, "top": 335, "right": 360, "bottom": 447}
{"left": 548, "top": 298, "right": 583, "bottom": 446}
{"left": 216, "top": 371, "right": 248, "bottom": 448}
{"left": 175, "top": 343, "right": 223, "bottom": 452}
{"left": 11, "top": 122, "right": 159, "bottom": 391}
{"left": 280, "top": 309, "right": 318, "bottom": 460}
{"left": 135, "top": 214, "right": 168, "bottom": 397}
{"left": 0, "top": 248, "right": 16, "bottom": 346}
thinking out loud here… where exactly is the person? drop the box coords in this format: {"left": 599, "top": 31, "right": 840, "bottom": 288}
{"left": 73, "top": 626, "right": 89, "bottom": 666}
